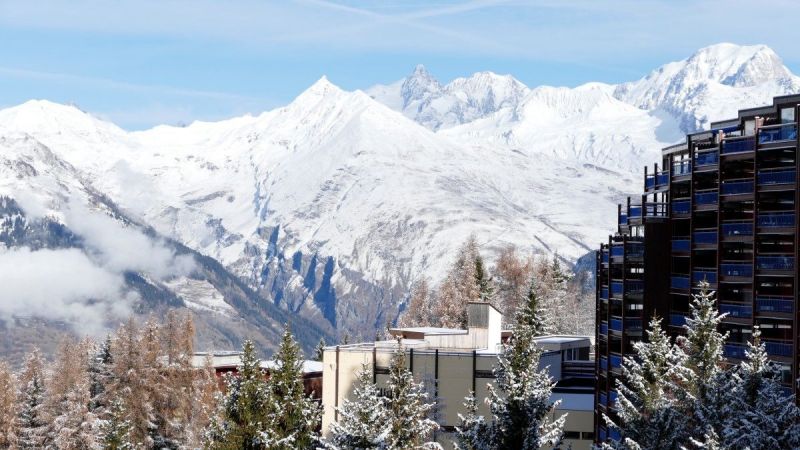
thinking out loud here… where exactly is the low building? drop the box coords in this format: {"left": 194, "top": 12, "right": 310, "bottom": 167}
{"left": 321, "top": 302, "right": 595, "bottom": 449}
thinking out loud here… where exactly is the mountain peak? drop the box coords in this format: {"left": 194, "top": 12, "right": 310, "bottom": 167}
{"left": 686, "top": 43, "right": 790, "bottom": 87}
{"left": 401, "top": 64, "right": 442, "bottom": 108}
{"left": 412, "top": 64, "right": 431, "bottom": 77}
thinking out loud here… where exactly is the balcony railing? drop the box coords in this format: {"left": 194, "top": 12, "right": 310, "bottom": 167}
{"left": 598, "top": 392, "right": 607, "bottom": 406}
{"left": 695, "top": 191, "right": 718, "bottom": 206}
{"left": 626, "top": 243, "right": 645, "bottom": 259}
{"left": 671, "top": 276, "right": 690, "bottom": 290}
{"left": 693, "top": 230, "right": 718, "bottom": 245}
{"left": 600, "top": 287, "right": 609, "bottom": 300}
{"left": 720, "top": 303, "right": 752, "bottom": 318}
{"left": 611, "top": 245, "right": 624, "bottom": 257}
{"left": 611, "top": 281, "right": 624, "bottom": 296}
{"left": 721, "top": 136, "right": 755, "bottom": 154}
{"left": 610, "top": 318, "right": 623, "bottom": 332}
{"left": 756, "top": 297, "right": 794, "bottom": 314}
{"left": 601, "top": 252, "right": 609, "bottom": 263}
{"left": 600, "top": 321, "right": 609, "bottom": 335}
{"left": 764, "top": 340, "right": 793, "bottom": 357}
{"left": 758, "top": 168, "right": 796, "bottom": 186}
{"left": 600, "top": 356, "right": 608, "bottom": 371}
{"left": 721, "top": 263, "right": 753, "bottom": 277}
{"left": 629, "top": 205, "right": 642, "bottom": 219}
{"left": 644, "top": 202, "right": 669, "bottom": 218}
{"left": 610, "top": 354, "right": 622, "bottom": 369}
{"left": 672, "top": 200, "right": 691, "bottom": 215}
{"left": 756, "top": 256, "right": 794, "bottom": 271}
{"left": 720, "top": 180, "right": 754, "bottom": 195}
{"left": 722, "top": 221, "right": 753, "bottom": 237}
{"left": 626, "top": 280, "right": 644, "bottom": 295}
{"left": 609, "top": 390, "right": 619, "bottom": 406}
{"left": 672, "top": 239, "right": 690, "bottom": 252}
{"left": 670, "top": 314, "right": 687, "bottom": 327}
{"left": 724, "top": 343, "right": 747, "bottom": 359}
{"left": 695, "top": 151, "right": 719, "bottom": 167}
{"left": 673, "top": 161, "right": 691, "bottom": 176}
{"left": 693, "top": 269, "right": 717, "bottom": 284}
{"left": 618, "top": 213, "right": 628, "bottom": 226}
{"left": 625, "top": 318, "right": 643, "bottom": 331}
{"left": 758, "top": 123, "right": 797, "bottom": 144}
{"left": 758, "top": 212, "right": 795, "bottom": 228}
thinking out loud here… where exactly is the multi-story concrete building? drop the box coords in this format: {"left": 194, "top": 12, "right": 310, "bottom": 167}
{"left": 321, "top": 302, "right": 596, "bottom": 449}
{"left": 595, "top": 94, "right": 800, "bottom": 442}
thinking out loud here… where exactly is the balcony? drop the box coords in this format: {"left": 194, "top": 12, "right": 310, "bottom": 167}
{"left": 758, "top": 123, "right": 797, "bottom": 144}
{"left": 618, "top": 212, "right": 628, "bottom": 226}
{"left": 600, "top": 287, "right": 609, "bottom": 300}
{"left": 610, "top": 354, "right": 623, "bottom": 369}
{"left": 629, "top": 205, "right": 643, "bottom": 220}
{"left": 672, "top": 200, "right": 691, "bottom": 215}
{"left": 610, "top": 318, "right": 623, "bottom": 332}
{"left": 600, "top": 321, "right": 609, "bottom": 335}
{"left": 673, "top": 160, "right": 691, "bottom": 176}
{"left": 625, "top": 280, "right": 644, "bottom": 296}
{"left": 724, "top": 343, "right": 747, "bottom": 359}
{"left": 756, "top": 297, "right": 794, "bottom": 314}
{"left": 758, "top": 168, "right": 796, "bottom": 186}
{"left": 670, "top": 314, "right": 687, "bottom": 327}
{"left": 692, "top": 268, "right": 717, "bottom": 284}
{"left": 611, "top": 281, "right": 624, "bottom": 297}
{"left": 644, "top": 202, "right": 669, "bottom": 219}
{"left": 598, "top": 392, "right": 607, "bottom": 407}
{"left": 601, "top": 252, "right": 609, "bottom": 263}
{"left": 695, "top": 151, "right": 719, "bottom": 167}
{"left": 764, "top": 340, "right": 793, "bottom": 358}
{"left": 720, "top": 263, "right": 753, "bottom": 277}
{"left": 599, "top": 356, "right": 608, "bottom": 371}
{"left": 671, "top": 276, "right": 690, "bottom": 290}
{"left": 758, "top": 212, "right": 795, "bottom": 228}
{"left": 611, "top": 245, "right": 625, "bottom": 257}
{"left": 721, "top": 136, "right": 755, "bottom": 154}
{"left": 756, "top": 256, "right": 794, "bottom": 271}
{"left": 721, "top": 221, "right": 753, "bottom": 237}
{"left": 720, "top": 180, "right": 754, "bottom": 196}
{"left": 693, "top": 230, "right": 718, "bottom": 245}
{"left": 720, "top": 303, "right": 752, "bottom": 318}
{"left": 625, "top": 318, "right": 643, "bottom": 332}
{"left": 694, "top": 190, "right": 718, "bottom": 206}
{"left": 672, "top": 239, "right": 690, "bottom": 252}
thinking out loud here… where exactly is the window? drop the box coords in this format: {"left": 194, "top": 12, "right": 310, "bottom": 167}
{"left": 781, "top": 107, "right": 795, "bottom": 124}
{"left": 582, "top": 432, "right": 595, "bottom": 440}
{"left": 563, "top": 431, "right": 581, "bottom": 440}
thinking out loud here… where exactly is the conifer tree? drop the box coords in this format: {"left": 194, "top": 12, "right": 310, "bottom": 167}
{"left": 518, "top": 278, "right": 553, "bottom": 337}
{"left": 454, "top": 393, "right": 488, "bottom": 450}
{"left": 314, "top": 338, "right": 327, "bottom": 362}
{"left": 0, "top": 361, "right": 18, "bottom": 448}
{"left": 435, "top": 237, "right": 482, "bottom": 328}
{"left": 326, "top": 364, "right": 389, "bottom": 449}
{"left": 17, "top": 348, "right": 49, "bottom": 449}
{"left": 101, "top": 399, "right": 134, "bottom": 450}
{"left": 49, "top": 338, "right": 97, "bottom": 450}
{"left": 89, "top": 335, "right": 114, "bottom": 413}
{"left": 109, "top": 318, "right": 154, "bottom": 448}
{"left": 493, "top": 245, "right": 534, "bottom": 320}
{"left": 260, "top": 325, "right": 322, "bottom": 449}
{"left": 399, "top": 279, "right": 435, "bottom": 328}
{"left": 474, "top": 253, "right": 494, "bottom": 303}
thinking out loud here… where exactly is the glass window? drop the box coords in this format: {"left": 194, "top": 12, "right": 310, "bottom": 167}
{"left": 781, "top": 107, "right": 795, "bottom": 124}
{"left": 744, "top": 120, "right": 756, "bottom": 136}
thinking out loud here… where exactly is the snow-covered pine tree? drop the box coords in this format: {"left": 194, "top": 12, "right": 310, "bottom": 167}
{"left": 101, "top": 399, "right": 134, "bottom": 450}
{"left": 49, "top": 338, "right": 98, "bottom": 450}
{"left": 518, "top": 278, "right": 553, "bottom": 337}
{"left": 399, "top": 279, "right": 435, "bottom": 328}
{"left": 720, "top": 327, "right": 800, "bottom": 449}
{"left": 602, "top": 317, "right": 687, "bottom": 450}
{"left": 325, "top": 364, "right": 389, "bottom": 449}
{"left": 454, "top": 393, "right": 488, "bottom": 450}
{"left": 17, "top": 348, "right": 49, "bottom": 449}
{"left": 89, "top": 335, "right": 114, "bottom": 413}
{"left": 0, "top": 361, "right": 18, "bottom": 448}
{"left": 314, "top": 337, "right": 327, "bottom": 362}
{"left": 384, "top": 344, "right": 440, "bottom": 449}
{"left": 205, "top": 340, "right": 269, "bottom": 450}
{"left": 474, "top": 253, "right": 494, "bottom": 303}
{"left": 259, "top": 325, "right": 322, "bottom": 449}
{"left": 187, "top": 354, "right": 221, "bottom": 448}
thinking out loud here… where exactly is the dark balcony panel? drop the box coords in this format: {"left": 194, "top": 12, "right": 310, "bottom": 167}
{"left": 758, "top": 124, "right": 797, "bottom": 144}
{"left": 721, "top": 263, "right": 753, "bottom": 277}
{"left": 756, "top": 297, "right": 794, "bottom": 314}
{"left": 758, "top": 213, "right": 795, "bottom": 228}
{"left": 599, "top": 356, "right": 608, "bottom": 371}
{"left": 610, "top": 354, "right": 622, "bottom": 369}
{"left": 656, "top": 172, "right": 669, "bottom": 186}
{"left": 601, "top": 252, "right": 609, "bottom": 263}
{"left": 672, "top": 239, "right": 690, "bottom": 252}
{"left": 625, "top": 280, "right": 644, "bottom": 295}
{"left": 756, "top": 256, "right": 794, "bottom": 271}
{"left": 721, "top": 137, "right": 755, "bottom": 154}
{"left": 671, "top": 276, "right": 690, "bottom": 290}
{"left": 610, "top": 318, "right": 623, "bottom": 332}
{"left": 626, "top": 243, "right": 645, "bottom": 258}
{"left": 625, "top": 318, "right": 643, "bottom": 331}
{"left": 618, "top": 213, "right": 628, "bottom": 225}
{"left": 764, "top": 341, "right": 793, "bottom": 357}
{"left": 611, "top": 246, "right": 624, "bottom": 257}
{"left": 695, "top": 191, "right": 718, "bottom": 205}
{"left": 598, "top": 392, "right": 607, "bottom": 407}
{"left": 720, "top": 303, "right": 752, "bottom": 318}
{"left": 758, "top": 169, "right": 796, "bottom": 186}
{"left": 600, "top": 287, "right": 609, "bottom": 300}
{"left": 609, "top": 390, "right": 619, "bottom": 405}
{"left": 696, "top": 152, "right": 719, "bottom": 166}
{"left": 644, "top": 202, "right": 669, "bottom": 218}
{"left": 611, "top": 282, "right": 624, "bottom": 296}
{"left": 693, "top": 231, "right": 718, "bottom": 245}
{"left": 693, "top": 269, "right": 717, "bottom": 284}
{"left": 724, "top": 343, "right": 747, "bottom": 359}
{"left": 673, "top": 161, "right": 691, "bottom": 176}
{"left": 721, "top": 180, "right": 754, "bottom": 195}
{"left": 672, "top": 200, "right": 691, "bottom": 215}
{"left": 600, "top": 322, "right": 609, "bottom": 335}
{"left": 722, "top": 222, "right": 753, "bottom": 237}
{"left": 645, "top": 175, "right": 655, "bottom": 189}
{"left": 609, "top": 428, "right": 622, "bottom": 442}
{"left": 599, "top": 427, "right": 607, "bottom": 443}
{"left": 670, "top": 314, "right": 687, "bottom": 327}
{"left": 629, "top": 206, "right": 642, "bottom": 218}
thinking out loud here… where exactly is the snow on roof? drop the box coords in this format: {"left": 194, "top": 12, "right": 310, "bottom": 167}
{"left": 389, "top": 327, "right": 468, "bottom": 335}
{"left": 533, "top": 335, "right": 591, "bottom": 344}
{"left": 191, "top": 352, "right": 323, "bottom": 374}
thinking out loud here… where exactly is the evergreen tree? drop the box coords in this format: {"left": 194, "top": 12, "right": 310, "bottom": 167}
{"left": 326, "top": 364, "right": 389, "bottom": 449}
{"left": 49, "top": 338, "right": 97, "bottom": 450}
{"left": 17, "top": 348, "right": 49, "bottom": 449}
{"left": 454, "top": 393, "right": 488, "bottom": 450}
{"left": 434, "top": 237, "right": 482, "bottom": 329}
{"left": 101, "top": 399, "right": 134, "bottom": 450}
{"left": 89, "top": 335, "right": 114, "bottom": 412}
{"left": 205, "top": 340, "right": 269, "bottom": 450}
{"left": 259, "top": 325, "right": 322, "bottom": 449}
{"left": 0, "top": 361, "right": 18, "bottom": 449}
{"left": 517, "top": 278, "right": 553, "bottom": 337}
{"left": 474, "top": 253, "right": 493, "bottom": 303}
{"left": 314, "top": 338, "right": 327, "bottom": 362}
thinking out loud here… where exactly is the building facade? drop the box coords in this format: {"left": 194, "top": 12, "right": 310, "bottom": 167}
{"left": 322, "top": 302, "right": 596, "bottom": 449}
{"left": 595, "top": 94, "right": 800, "bottom": 441}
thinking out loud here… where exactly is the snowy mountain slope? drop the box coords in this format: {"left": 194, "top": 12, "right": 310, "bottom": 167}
{"left": 1, "top": 43, "right": 798, "bottom": 341}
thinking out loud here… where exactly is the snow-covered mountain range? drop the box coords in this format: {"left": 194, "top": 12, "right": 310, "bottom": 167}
{"left": 1, "top": 43, "right": 798, "bottom": 351}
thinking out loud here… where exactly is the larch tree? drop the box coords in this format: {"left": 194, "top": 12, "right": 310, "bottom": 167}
{"left": 434, "top": 238, "right": 482, "bottom": 329}
{"left": 0, "top": 361, "right": 18, "bottom": 448}
{"left": 492, "top": 245, "right": 534, "bottom": 320}
{"left": 48, "top": 338, "right": 97, "bottom": 450}
{"left": 399, "top": 279, "right": 435, "bottom": 328}
{"left": 109, "top": 318, "right": 153, "bottom": 448}
{"left": 17, "top": 348, "right": 49, "bottom": 450}
{"left": 325, "top": 364, "right": 389, "bottom": 449}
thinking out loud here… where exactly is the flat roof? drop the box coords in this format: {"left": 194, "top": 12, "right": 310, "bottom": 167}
{"left": 388, "top": 327, "right": 468, "bottom": 336}
{"left": 533, "top": 335, "right": 591, "bottom": 344}
{"left": 191, "top": 352, "right": 323, "bottom": 374}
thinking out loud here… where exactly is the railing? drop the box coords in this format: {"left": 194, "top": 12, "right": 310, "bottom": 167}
{"left": 672, "top": 200, "right": 691, "bottom": 215}
{"left": 758, "top": 168, "right": 796, "bottom": 186}
{"left": 600, "top": 287, "right": 609, "bottom": 300}
{"left": 720, "top": 263, "right": 753, "bottom": 277}
{"left": 758, "top": 123, "right": 797, "bottom": 144}
{"left": 758, "top": 212, "right": 795, "bottom": 227}
{"left": 600, "top": 321, "right": 609, "bottom": 335}
{"left": 611, "top": 245, "right": 625, "bottom": 257}
{"left": 598, "top": 392, "right": 607, "bottom": 406}
{"left": 756, "top": 297, "right": 794, "bottom": 314}
{"left": 672, "top": 239, "right": 690, "bottom": 252}
{"left": 695, "top": 191, "right": 718, "bottom": 205}
{"left": 670, "top": 314, "right": 687, "bottom": 327}
{"left": 656, "top": 171, "right": 669, "bottom": 186}
{"left": 625, "top": 280, "right": 644, "bottom": 295}
{"left": 626, "top": 243, "right": 645, "bottom": 259}
{"left": 625, "top": 318, "right": 643, "bottom": 331}
{"left": 756, "top": 256, "right": 794, "bottom": 271}
{"left": 600, "top": 356, "right": 608, "bottom": 371}
{"left": 724, "top": 343, "right": 747, "bottom": 359}
{"left": 611, "top": 281, "right": 624, "bottom": 296}
{"left": 645, "top": 174, "right": 655, "bottom": 189}
{"left": 764, "top": 340, "right": 793, "bottom": 357}
{"left": 693, "top": 269, "right": 717, "bottom": 284}
{"left": 629, "top": 205, "right": 642, "bottom": 219}
{"left": 610, "top": 354, "right": 623, "bottom": 369}
{"left": 644, "top": 202, "right": 669, "bottom": 218}
{"left": 609, "top": 390, "right": 619, "bottom": 406}
{"left": 721, "top": 136, "right": 755, "bottom": 154}
{"left": 601, "top": 252, "right": 609, "bottom": 263}
{"left": 722, "top": 221, "right": 753, "bottom": 237}
{"left": 609, "top": 428, "right": 622, "bottom": 442}
{"left": 671, "top": 276, "right": 690, "bottom": 290}
{"left": 720, "top": 180, "right": 754, "bottom": 195}
{"left": 610, "top": 318, "right": 623, "bottom": 332}
{"left": 618, "top": 213, "right": 628, "bottom": 226}
{"left": 720, "top": 303, "right": 752, "bottom": 318}
{"left": 695, "top": 151, "right": 719, "bottom": 167}
{"left": 673, "top": 160, "right": 691, "bottom": 176}
{"left": 693, "top": 230, "right": 718, "bottom": 245}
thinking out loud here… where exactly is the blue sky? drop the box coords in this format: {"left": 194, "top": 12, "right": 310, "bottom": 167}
{"left": 2, "top": 0, "right": 800, "bottom": 129}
